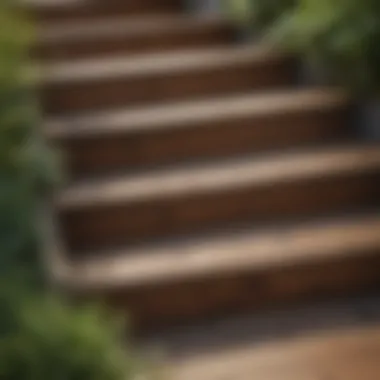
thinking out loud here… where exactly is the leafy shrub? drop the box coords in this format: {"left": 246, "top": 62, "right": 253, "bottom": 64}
{"left": 0, "top": 0, "right": 59, "bottom": 276}
{"left": 0, "top": 284, "right": 141, "bottom": 380}
{"left": 1, "top": 6, "right": 146, "bottom": 380}
{"left": 225, "top": 0, "right": 380, "bottom": 93}
{"left": 268, "top": 0, "right": 380, "bottom": 93}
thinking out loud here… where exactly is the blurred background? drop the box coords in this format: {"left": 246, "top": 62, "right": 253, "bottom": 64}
{"left": 1, "top": 0, "right": 380, "bottom": 379}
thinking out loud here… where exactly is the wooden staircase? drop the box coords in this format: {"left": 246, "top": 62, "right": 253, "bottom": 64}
{"left": 35, "top": 0, "right": 380, "bottom": 372}
{"left": 162, "top": 324, "right": 380, "bottom": 380}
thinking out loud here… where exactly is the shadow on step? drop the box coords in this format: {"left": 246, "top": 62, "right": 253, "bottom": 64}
{"left": 139, "top": 290, "right": 380, "bottom": 361}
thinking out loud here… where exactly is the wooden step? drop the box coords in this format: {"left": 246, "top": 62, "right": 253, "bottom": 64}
{"left": 57, "top": 214, "right": 380, "bottom": 329}
{"left": 36, "top": 16, "right": 235, "bottom": 61}
{"left": 166, "top": 326, "right": 380, "bottom": 380}
{"left": 57, "top": 145, "right": 380, "bottom": 251}
{"left": 42, "top": 45, "right": 295, "bottom": 114}
{"left": 28, "top": 0, "right": 181, "bottom": 23}
{"left": 139, "top": 292, "right": 380, "bottom": 357}
{"left": 48, "top": 88, "right": 351, "bottom": 178}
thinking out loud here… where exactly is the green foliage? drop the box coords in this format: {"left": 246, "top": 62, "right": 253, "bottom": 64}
{"left": 225, "top": 0, "right": 380, "bottom": 93}
{"left": 1, "top": 7, "right": 146, "bottom": 380}
{"left": 0, "top": 284, "right": 141, "bottom": 380}
{"left": 0, "top": 0, "right": 59, "bottom": 275}
{"left": 267, "top": 0, "right": 380, "bottom": 93}
{"left": 250, "top": 0, "right": 296, "bottom": 32}
{"left": 223, "top": 0, "right": 295, "bottom": 32}
{"left": 222, "top": 0, "right": 254, "bottom": 24}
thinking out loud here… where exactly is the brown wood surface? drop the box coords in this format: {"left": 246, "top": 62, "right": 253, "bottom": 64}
{"left": 166, "top": 326, "right": 380, "bottom": 380}
{"left": 30, "top": 0, "right": 181, "bottom": 23}
{"left": 57, "top": 146, "right": 380, "bottom": 251}
{"left": 75, "top": 244, "right": 380, "bottom": 330}
{"left": 38, "top": 0, "right": 380, "bottom": 339}
{"left": 50, "top": 89, "right": 351, "bottom": 178}
{"left": 42, "top": 47, "right": 294, "bottom": 113}
{"left": 36, "top": 16, "right": 234, "bottom": 61}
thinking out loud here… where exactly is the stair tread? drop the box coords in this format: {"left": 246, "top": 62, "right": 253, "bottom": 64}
{"left": 167, "top": 325, "right": 380, "bottom": 380}
{"left": 64, "top": 213, "right": 380, "bottom": 290}
{"left": 47, "top": 88, "right": 348, "bottom": 138}
{"left": 23, "top": 0, "right": 82, "bottom": 6}
{"left": 43, "top": 44, "right": 284, "bottom": 84}
{"left": 25, "top": 0, "right": 179, "bottom": 17}
{"left": 141, "top": 293, "right": 380, "bottom": 356}
{"left": 39, "top": 15, "right": 229, "bottom": 42}
{"left": 35, "top": 0, "right": 380, "bottom": 337}
{"left": 57, "top": 145, "right": 380, "bottom": 209}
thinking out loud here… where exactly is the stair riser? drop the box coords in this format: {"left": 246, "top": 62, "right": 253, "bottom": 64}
{"left": 32, "top": 0, "right": 181, "bottom": 23}
{"left": 60, "top": 172, "right": 380, "bottom": 252}
{"left": 43, "top": 59, "right": 295, "bottom": 114}
{"left": 36, "top": 25, "right": 235, "bottom": 61}
{"left": 59, "top": 108, "right": 350, "bottom": 178}
{"left": 76, "top": 249, "right": 380, "bottom": 331}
